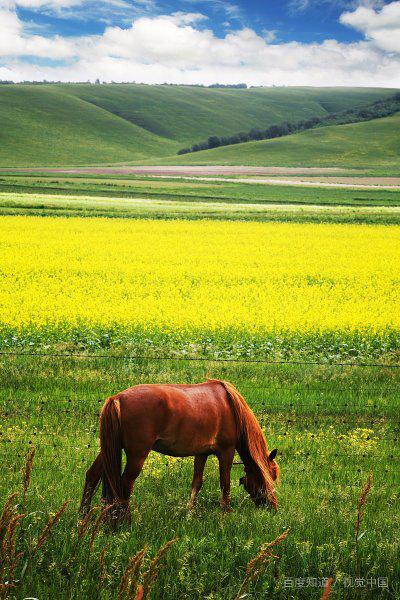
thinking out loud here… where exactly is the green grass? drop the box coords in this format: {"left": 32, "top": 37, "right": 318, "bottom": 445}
{"left": 1, "top": 171, "right": 400, "bottom": 225}
{"left": 62, "top": 85, "right": 394, "bottom": 146}
{"left": 0, "top": 86, "right": 175, "bottom": 167}
{"left": 158, "top": 112, "right": 400, "bottom": 169}
{"left": 1, "top": 174, "right": 400, "bottom": 206}
{"left": 2, "top": 191, "right": 400, "bottom": 225}
{"left": 0, "top": 174, "right": 400, "bottom": 224}
{"left": 0, "top": 84, "right": 396, "bottom": 167}
{"left": 1, "top": 355, "right": 399, "bottom": 599}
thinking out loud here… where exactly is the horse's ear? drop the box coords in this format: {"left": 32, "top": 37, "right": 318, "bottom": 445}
{"left": 269, "top": 448, "right": 278, "bottom": 461}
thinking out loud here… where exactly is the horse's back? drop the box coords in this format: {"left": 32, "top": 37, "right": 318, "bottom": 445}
{"left": 115, "top": 381, "right": 236, "bottom": 456}
{"left": 116, "top": 380, "right": 230, "bottom": 423}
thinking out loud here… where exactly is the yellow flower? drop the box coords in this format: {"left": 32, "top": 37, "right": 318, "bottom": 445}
{"left": 1, "top": 216, "right": 399, "bottom": 335}
{"left": 342, "top": 428, "right": 377, "bottom": 451}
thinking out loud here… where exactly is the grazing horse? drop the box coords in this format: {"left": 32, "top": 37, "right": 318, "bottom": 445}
{"left": 80, "top": 380, "right": 279, "bottom": 522}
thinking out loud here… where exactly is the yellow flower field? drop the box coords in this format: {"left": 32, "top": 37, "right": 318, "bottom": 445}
{"left": 1, "top": 216, "right": 399, "bottom": 336}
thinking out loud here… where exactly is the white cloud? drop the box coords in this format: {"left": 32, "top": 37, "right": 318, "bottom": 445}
{"left": 0, "top": 7, "right": 76, "bottom": 57}
{"left": 0, "top": 0, "right": 85, "bottom": 7}
{"left": 340, "top": 1, "right": 400, "bottom": 53}
{"left": 288, "top": 0, "right": 354, "bottom": 13}
{"left": 287, "top": 1, "right": 386, "bottom": 14}
{"left": 0, "top": 0, "right": 143, "bottom": 24}
{"left": 0, "top": 2, "right": 399, "bottom": 86}
{"left": 182, "top": 0, "right": 242, "bottom": 21}
{"left": 262, "top": 29, "right": 277, "bottom": 43}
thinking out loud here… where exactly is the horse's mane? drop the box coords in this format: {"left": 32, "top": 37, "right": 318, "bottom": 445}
{"left": 218, "top": 380, "right": 277, "bottom": 509}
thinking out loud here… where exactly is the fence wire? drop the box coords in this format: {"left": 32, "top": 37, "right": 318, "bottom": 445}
{"left": 0, "top": 350, "right": 399, "bottom": 368}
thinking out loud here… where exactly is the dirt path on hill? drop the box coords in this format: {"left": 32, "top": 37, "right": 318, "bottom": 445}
{"left": 11, "top": 166, "right": 353, "bottom": 176}
{"left": 190, "top": 176, "right": 400, "bottom": 189}
{"left": 4, "top": 165, "right": 400, "bottom": 189}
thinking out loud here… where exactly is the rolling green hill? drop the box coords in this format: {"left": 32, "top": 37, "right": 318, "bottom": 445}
{"left": 60, "top": 85, "right": 393, "bottom": 145}
{"left": 159, "top": 111, "right": 400, "bottom": 169}
{"left": 0, "top": 86, "right": 174, "bottom": 166}
{"left": 0, "top": 84, "right": 396, "bottom": 166}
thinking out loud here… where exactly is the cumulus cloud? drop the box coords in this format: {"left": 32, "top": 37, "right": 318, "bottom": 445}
{"left": 0, "top": 0, "right": 85, "bottom": 7}
{"left": 340, "top": 1, "right": 400, "bottom": 53}
{"left": 0, "top": 7, "right": 76, "bottom": 57}
{"left": 0, "top": 1, "right": 399, "bottom": 86}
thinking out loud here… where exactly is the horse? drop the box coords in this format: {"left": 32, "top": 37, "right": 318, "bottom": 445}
{"left": 80, "top": 379, "right": 279, "bottom": 523}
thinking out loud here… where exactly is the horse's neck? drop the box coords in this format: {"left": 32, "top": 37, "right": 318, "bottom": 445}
{"left": 237, "top": 445, "right": 259, "bottom": 475}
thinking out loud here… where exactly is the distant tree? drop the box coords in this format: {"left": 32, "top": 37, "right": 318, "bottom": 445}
{"left": 208, "top": 136, "right": 221, "bottom": 148}
{"left": 176, "top": 92, "right": 400, "bottom": 156}
{"left": 208, "top": 83, "right": 248, "bottom": 89}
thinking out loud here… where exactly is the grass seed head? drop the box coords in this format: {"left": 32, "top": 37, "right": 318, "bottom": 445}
{"left": 35, "top": 500, "right": 70, "bottom": 552}
{"left": 0, "top": 494, "right": 18, "bottom": 546}
{"left": 142, "top": 538, "right": 177, "bottom": 600}
{"left": 118, "top": 547, "right": 147, "bottom": 600}
{"left": 321, "top": 577, "right": 334, "bottom": 599}
{"left": 89, "top": 504, "right": 113, "bottom": 552}
{"left": 1, "top": 514, "right": 25, "bottom": 563}
{"left": 77, "top": 506, "right": 98, "bottom": 543}
{"left": 98, "top": 542, "right": 110, "bottom": 590}
{"left": 355, "top": 469, "right": 373, "bottom": 545}
{"left": 134, "top": 585, "right": 144, "bottom": 600}
{"left": 0, "top": 511, "right": 25, "bottom": 600}
{"left": 235, "top": 529, "right": 290, "bottom": 600}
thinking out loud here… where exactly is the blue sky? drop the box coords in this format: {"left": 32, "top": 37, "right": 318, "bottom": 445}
{"left": 1, "top": 1, "right": 399, "bottom": 86}
{"left": 17, "top": 0, "right": 373, "bottom": 41}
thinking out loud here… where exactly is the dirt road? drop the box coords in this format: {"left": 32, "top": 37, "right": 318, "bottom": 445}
{"left": 32, "top": 166, "right": 353, "bottom": 176}
{"left": 4, "top": 165, "right": 400, "bottom": 189}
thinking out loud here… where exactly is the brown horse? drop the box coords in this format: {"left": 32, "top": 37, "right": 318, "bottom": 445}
{"left": 80, "top": 380, "right": 279, "bottom": 521}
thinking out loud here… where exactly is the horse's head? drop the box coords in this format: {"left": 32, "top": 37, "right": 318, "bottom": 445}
{"left": 239, "top": 448, "right": 279, "bottom": 509}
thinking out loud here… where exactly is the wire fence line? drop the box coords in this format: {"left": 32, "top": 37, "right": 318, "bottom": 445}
{"left": 7, "top": 382, "right": 392, "bottom": 399}
{"left": 1, "top": 352, "right": 398, "bottom": 451}
{"left": 0, "top": 350, "right": 399, "bottom": 368}
{"left": 2, "top": 392, "right": 392, "bottom": 413}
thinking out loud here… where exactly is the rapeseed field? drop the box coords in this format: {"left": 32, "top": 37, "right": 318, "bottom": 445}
{"left": 1, "top": 216, "right": 399, "bottom": 355}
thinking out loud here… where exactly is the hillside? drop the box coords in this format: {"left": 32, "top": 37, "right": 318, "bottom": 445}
{"left": 60, "top": 85, "right": 393, "bottom": 146}
{"left": 158, "top": 112, "right": 400, "bottom": 169}
{"left": 0, "top": 84, "right": 396, "bottom": 167}
{"left": 0, "top": 86, "right": 174, "bottom": 167}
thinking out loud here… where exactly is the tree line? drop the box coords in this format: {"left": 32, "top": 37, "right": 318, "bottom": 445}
{"left": 177, "top": 93, "right": 400, "bottom": 155}
{"left": 0, "top": 80, "right": 248, "bottom": 88}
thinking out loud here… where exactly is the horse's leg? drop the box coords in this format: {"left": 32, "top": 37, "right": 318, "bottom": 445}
{"left": 188, "top": 454, "right": 207, "bottom": 509}
{"left": 116, "top": 450, "right": 150, "bottom": 523}
{"left": 80, "top": 453, "right": 102, "bottom": 516}
{"left": 217, "top": 448, "right": 235, "bottom": 512}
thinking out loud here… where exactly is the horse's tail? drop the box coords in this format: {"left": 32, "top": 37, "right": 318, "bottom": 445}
{"left": 219, "top": 380, "right": 277, "bottom": 509}
{"left": 100, "top": 395, "right": 123, "bottom": 503}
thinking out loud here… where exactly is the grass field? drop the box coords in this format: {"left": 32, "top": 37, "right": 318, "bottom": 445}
{"left": 0, "top": 86, "right": 173, "bottom": 166}
{"left": 3, "top": 192, "right": 400, "bottom": 225}
{"left": 1, "top": 174, "right": 400, "bottom": 210}
{"left": 1, "top": 355, "right": 399, "bottom": 599}
{"left": 0, "top": 85, "right": 396, "bottom": 167}
{"left": 61, "top": 85, "right": 393, "bottom": 145}
{"left": 158, "top": 112, "right": 400, "bottom": 170}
